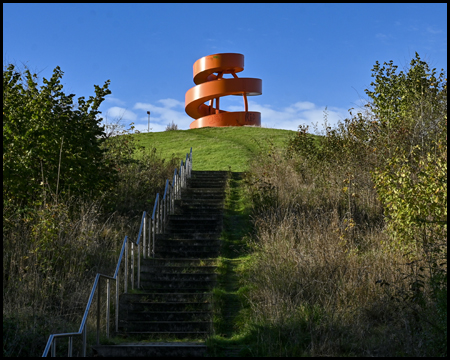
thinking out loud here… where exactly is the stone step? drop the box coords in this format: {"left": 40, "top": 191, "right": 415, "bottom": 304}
{"left": 175, "top": 198, "right": 225, "bottom": 206}
{"left": 155, "top": 233, "right": 221, "bottom": 241}
{"left": 172, "top": 208, "right": 223, "bottom": 216}
{"left": 96, "top": 171, "right": 228, "bottom": 356}
{"left": 114, "top": 331, "right": 210, "bottom": 340}
{"left": 184, "top": 185, "right": 226, "bottom": 190}
{"left": 140, "top": 272, "right": 217, "bottom": 282}
{"left": 183, "top": 185, "right": 226, "bottom": 191}
{"left": 140, "top": 278, "right": 216, "bottom": 290}
{"left": 177, "top": 192, "right": 224, "bottom": 199}
{"left": 155, "top": 250, "right": 220, "bottom": 259}
{"left": 141, "top": 258, "right": 217, "bottom": 266}
{"left": 154, "top": 246, "right": 220, "bottom": 256}
{"left": 190, "top": 170, "right": 228, "bottom": 176}
{"left": 120, "top": 311, "right": 212, "bottom": 322}
{"left": 153, "top": 248, "right": 220, "bottom": 258}
{"left": 188, "top": 183, "right": 227, "bottom": 189}
{"left": 177, "top": 194, "right": 225, "bottom": 202}
{"left": 168, "top": 214, "right": 222, "bottom": 221}
{"left": 118, "top": 320, "right": 211, "bottom": 333}
{"left": 122, "top": 302, "right": 211, "bottom": 312}
{"left": 137, "top": 285, "right": 213, "bottom": 293}
{"left": 165, "top": 225, "right": 222, "bottom": 233}
{"left": 153, "top": 238, "right": 221, "bottom": 245}
{"left": 154, "top": 242, "right": 220, "bottom": 251}
{"left": 120, "top": 292, "right": 212, "bottom": 303}
{"left": 92, "top": 343, "right": 207, "bottom": 357}
{"left": 140, "top": 265, "right": 217, "bottom": 274}
{"left": 166, "top": 218, "right": 223, "bottom": 228}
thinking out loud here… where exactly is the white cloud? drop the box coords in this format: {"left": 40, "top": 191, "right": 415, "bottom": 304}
{"left": 427, "top": 26, "right": 443, "bottom": 34}
{"left": 134, "top": 100, "right": 192, "bottom": 132}
{"left": 104, "top": 95, "right": 126, "bottom": 106}
{"left": 129, "top": 97, "right": 348, "bottom": 134}
{"left": 157, "top": 98, "right": 184, "bottom": 108}
{"left": 285, "top": 101, "right": 315, "bottom": 112}
{"left": 228, "top": 100, "right": 347, "bottom": 132}
{"left": 104, "top": 107, "right": 137, "bottom": 122}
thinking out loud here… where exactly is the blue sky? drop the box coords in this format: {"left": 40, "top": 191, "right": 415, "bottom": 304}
{"left": 3, "top": 3, "right": 447, "bottom": 133}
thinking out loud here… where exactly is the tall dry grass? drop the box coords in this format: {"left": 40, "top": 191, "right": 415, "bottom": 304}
{"left": 3, "top": 147, "right": 179, "bottom": 357}
{"left": 242, "top": 146, "right": 445, "bottom": 356}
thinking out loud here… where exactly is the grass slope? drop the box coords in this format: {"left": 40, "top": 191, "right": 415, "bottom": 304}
{"left": 133, "top": 127, "right": 296, "bottom": 172}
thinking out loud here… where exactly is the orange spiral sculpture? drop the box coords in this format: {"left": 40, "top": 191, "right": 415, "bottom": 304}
{"left": 185, "top": 53, "right": 262, "bottom": 129}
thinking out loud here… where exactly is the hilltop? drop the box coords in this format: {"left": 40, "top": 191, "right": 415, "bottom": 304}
{"left": 132, "top": 126, "right": 297, "bottom": 172}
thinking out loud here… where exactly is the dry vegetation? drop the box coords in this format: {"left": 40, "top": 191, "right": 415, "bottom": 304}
{"left": 3, "top": 135, "right": 179, "bottom": 357}
{"left": 244, "top": 150, "right": 416, "bottom": 356}
{"left": 240, "top": 55, "right": 447, "bottom": 356}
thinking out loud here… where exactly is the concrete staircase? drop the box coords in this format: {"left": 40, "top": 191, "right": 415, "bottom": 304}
{"left": 93, "top": 171, "right": 228, "bottom": 357}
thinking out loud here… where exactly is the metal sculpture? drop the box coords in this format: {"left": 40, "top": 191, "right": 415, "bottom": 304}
{"left": 185, "top": 53, "right": 262, "bottom": 129}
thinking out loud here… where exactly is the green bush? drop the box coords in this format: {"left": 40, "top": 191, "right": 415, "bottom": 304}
{"left": 244, "top": 53, "right": 447, "bottom": 356}
{"left": 3, "top": 64, "right": 114, "bottom": 206}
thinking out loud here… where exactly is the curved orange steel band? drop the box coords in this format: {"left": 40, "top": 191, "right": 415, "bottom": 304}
{"left": 185, "top": 53, "right": 262, "bottom": 129}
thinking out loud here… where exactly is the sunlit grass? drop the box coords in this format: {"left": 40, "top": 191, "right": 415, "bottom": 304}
{"left": 133, "top": 127, "right": 296, "bottom": 172}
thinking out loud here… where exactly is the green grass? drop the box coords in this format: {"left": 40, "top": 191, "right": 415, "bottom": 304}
{"left": 207, "top": 172, "right": 257, "bottom": 357}
{"left": 133, "top": 127, "right": 296, "bottom": 172}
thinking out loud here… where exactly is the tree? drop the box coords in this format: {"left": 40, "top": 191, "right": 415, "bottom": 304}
{"left": 3, "top": 64, "right": 113, "bottom": 206}
{"left": 364, "top": 53, "right": 447, "bottom": 251}
{"left": 365, "top": 52, "right": 446, "bottom": 161}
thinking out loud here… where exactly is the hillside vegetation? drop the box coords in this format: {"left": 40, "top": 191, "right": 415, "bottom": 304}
{"left": 133, "top": 126, "right": 296, "bottom": 172}
{"left": 3, "top": 53, "right": 446, "bottom": 357}
{"left": 207, "top": 53, "right": 447, "bottom": 357}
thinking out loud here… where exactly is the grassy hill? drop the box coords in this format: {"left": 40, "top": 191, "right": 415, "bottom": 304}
{"left": 133, "top": 126, "right": 297, "bottom": 172}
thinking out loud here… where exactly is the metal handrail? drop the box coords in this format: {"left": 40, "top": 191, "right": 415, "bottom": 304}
{"left": 42, "top": 147, "right": 193, "bottom": 357}
{"left": 42, "top": 235, "right": 128, "bottom": 357}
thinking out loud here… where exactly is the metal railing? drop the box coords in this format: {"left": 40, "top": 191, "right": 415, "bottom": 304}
{"left": 42, "top": 147, "right": 192, "bottom": 357}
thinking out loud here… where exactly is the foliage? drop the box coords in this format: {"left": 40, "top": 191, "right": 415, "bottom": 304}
{"left": 3, "top": 64, "right": 185, "bottom": 357}
{"left": 165, "top": 120, "right": 179, "bottom": 131}
{"left": 372, "top": 146, "right": 447, "bottom": 251}
{"left": 363, "top": 53, "right": 447, "bottom": 252}
{"left": 365, "top": 53, "right": 446, "bottom": 162}
{"left": 244, "top": 53, "right": 447, "bottom": 356}
{"left": 3, "top": 64, "right": 113, "bottom": 206}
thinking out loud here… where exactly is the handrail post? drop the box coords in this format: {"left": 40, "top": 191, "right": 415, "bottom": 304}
{"left": 171, "top": 182, "right": 174, "bottom": 213}
{"left": 106, "top": 278, "right": 110, "bottom": 338}
{"left": 180, "top": 160, "right": 184, "bottom": 188}
{"left": 152, "top": 214, "right": 155, "bottom": 257}
{"left": 162, "top": 196, "right": 165, "bottom": 233}
{"left": 51, "top": 338, "right": 56, "bottom": 357}
{"left": 164, "top": 193, "right": 167, "bottom": 230}
{"left": 131, "top": 242, "right": 134, "bottom": 290}
{"left": 172, "top": 170, "right": 176, "bottom": 211}
{"left": 68, "top": 336, "right": 73, "bottom": 357}
{"left": 178, "top": 169, "right": 180, "bottom": 198}
{"left": 137, "top": 237, "right": 141, "bottom": 289}
{"left": 124, "top": 239, "right": 128, "bottom": 294}
{"left": 156, "top": 197, "right": 159, "bottom": 235}
{"left": 82, "top": 326, "right": 87, "bottom": 357}
{"left": 143, "top": 215, "right": 146, "bottom": 260}
{"left": 190, "top": 147, "right": 193, "bottom": 177}
{"left": 97, "top": 278, "right": 101, "bottom": 345}
{"left": 160, "top": 196, "right": 163, "bottom": 232}
{"left": 147, "top": 215, "right": 152, "bottom": 258}
{"left": 115, "top": 272, "right": 119, "bottom": 333}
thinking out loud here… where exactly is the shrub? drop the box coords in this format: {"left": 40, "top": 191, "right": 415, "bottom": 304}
{"left": 3, "top": 64, "right": 114, "bottom": 206}
{"left": 165, "top": 120, "right": 179, "bottom": 131}
{"left": 243, "top": 53, "right": 447, "bottom": 356}
{"left": 3, "top": 63, "right": 182, "bottom": 355}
